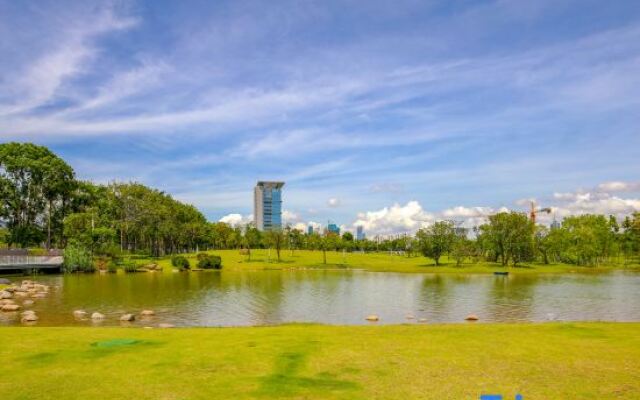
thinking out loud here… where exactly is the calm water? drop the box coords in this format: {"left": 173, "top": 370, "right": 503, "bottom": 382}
{"left": 2, "top": 270, "right": 640, "bottom": 327}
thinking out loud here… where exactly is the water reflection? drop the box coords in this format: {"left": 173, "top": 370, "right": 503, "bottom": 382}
{"left": 1, "top": 270, "right": 639, "bottom": 327}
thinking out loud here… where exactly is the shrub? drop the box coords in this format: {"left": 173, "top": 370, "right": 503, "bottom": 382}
{"left": 171, "top": 255, "right": 190, "bottom": 270}
{"left": 122, "top": 261, "right": 139, "bottom": 273}
{"left": 63, "top": 245, "right": 94, "bottom": 273}
{"left": 107, "top": 261, "right": 118, "bottom": 273}
{"left": 197, "top": 253, "right": 222, "bottom": 270}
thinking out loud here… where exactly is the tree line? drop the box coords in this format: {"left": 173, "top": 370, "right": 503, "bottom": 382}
{"left": 1, "top": 142, "right": 639, "bottom": 267}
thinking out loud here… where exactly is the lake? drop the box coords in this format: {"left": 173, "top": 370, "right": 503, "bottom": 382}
{"left": 2, "top": 270, "right": 640, "bottom": 327}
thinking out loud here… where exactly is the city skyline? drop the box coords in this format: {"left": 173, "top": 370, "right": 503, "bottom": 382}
{"left": 0, "top": 1, "right": 639, "bottom": 235}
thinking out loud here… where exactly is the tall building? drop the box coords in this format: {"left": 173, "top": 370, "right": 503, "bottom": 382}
{"left": 356, "top": 225, "right": 365, "bottom": 241}
{"left": 254, "top": 181, "right": 284, "bottom": 231}
{"left": 307, "top": 225, "right": 314, "bottom": 235}
{"left": 327, "top": 223, "right": 340, "bottom": 235}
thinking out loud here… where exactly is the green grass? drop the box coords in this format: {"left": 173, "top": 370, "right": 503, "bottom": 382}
{"left": 0, "top": 323, "right": 638, "bottom": 399}
{"left": 131, "top": 249, "right": 640, "bottom": 275}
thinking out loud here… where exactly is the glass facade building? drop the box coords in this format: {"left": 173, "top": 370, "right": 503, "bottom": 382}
{"left": 254, "top": 181, "right": 284, "bottom": 231}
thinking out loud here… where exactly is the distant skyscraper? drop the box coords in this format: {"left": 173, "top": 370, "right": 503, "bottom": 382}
{"left": 307, "top": 225, "right": 314, "bottom": 235}
{"left": 254, "top": 181, "right": 284, "bottom": 231}
{"left": 356, "top": 225, "right": 365, "bottom": 241}
{"left": 550, "top": 218, "right": 561, "bottom": 230}
{"left": 327, "top": 223, "right": 340, "bottom": 235}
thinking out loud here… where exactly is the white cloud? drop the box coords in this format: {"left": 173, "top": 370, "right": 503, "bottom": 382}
{"left": 352, "top": 201, "right": 435, "bottom": 236}
{"left": 219, "top": 213, "right": 252, "bottom": 227}
{"left": 327, "top": 197, "right": 341, "bottom": 207}
{"left": 597, "top": 181, "right": 640, "bottom": 193}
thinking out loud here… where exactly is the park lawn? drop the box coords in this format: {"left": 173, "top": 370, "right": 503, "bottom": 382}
{"left": 0, "top": 323, "right": 638, "bottom": 399}
{"left": 130, "top": 249, "right": 640, "bottom": 275}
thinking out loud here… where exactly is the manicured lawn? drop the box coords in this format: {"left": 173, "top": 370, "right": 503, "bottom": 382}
{"left": 131, "top": 249, "right": 640, "bottom": 275}
{"left": 0, "top": 323, "right": 638, "bottom": 399}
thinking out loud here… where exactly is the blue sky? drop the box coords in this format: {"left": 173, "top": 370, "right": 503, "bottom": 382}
{"left": 1, "top": 0, "right": 639, "bottom": 234}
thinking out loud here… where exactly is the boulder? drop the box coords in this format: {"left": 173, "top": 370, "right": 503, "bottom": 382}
{"left": 418, "top": 318, "right": 428, "bottom": 323}
{"left": 120, "top": 314, "right": 135, "bottom": 322}
{"left": 3, "top": 286, "right": 15, "bottom": 293}
{"left": 91, "top": 312, "right": 105, "bottom": 320}
{"left": 0, "top": 299, "right": 15, "bottom": 305}
{"left": 14, "top": 291, "right": 28, "bottom": 298}
{"left": 1, "top": 304, "right": 20, "bottom": 311}
{"left": 465, "top": 314, "right": 479, "bottom": 321}
{"left": 23, "top": 300, "right": 34, "bottom": 306}
{"left": 0, "top": 291, "right": 13, "bottom": 299}
{"left": 140, "top": 310, "right": 155, "bottom": 317}
{"left": 31, "top": 293, "right": 46, "bottom": 299}
{"left": 158, "top": 323, "right": 175, "bottom": 328}
{"left": 365, "top": 314, "right": 379, "bottom": 322}
{"left": 0, "top": 278, "right": 11, "bottom": 284}
{"left": 21, "top": 313, "right": 39, "bottom": 322}
{"left": 73, "top": 310, "right": 88, "bottom": 318}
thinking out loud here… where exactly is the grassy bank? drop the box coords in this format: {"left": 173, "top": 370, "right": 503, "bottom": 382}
{"left": 130, "top": 249, "right": 640, "bottom": 275}
{"left": 0, "top": 323, "right": 638, "bottom": 399}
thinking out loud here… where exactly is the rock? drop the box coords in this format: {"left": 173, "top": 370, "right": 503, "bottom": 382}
{"left": 91, "top": 312, "right": 105, "bottom": 320}
{"left": 14, "top": 291, "right": 28, "bottom": 297}
{"left": 0, "top": 278, "right": 11, "bottom": 284}
{"left": 140, "top": 310, "right": 155, "bottom": 317}
{"left": 418, "top": 318, "right": 428, "bottom": 323}
{"left": 0, "top": 291, "right": 13, "bottom": 299}
{"left": 21, "top": 310, "right": 36, "bottom": 316}
{"left": 31, "top": 293, "right": 46, "bottom": 298}
{"left": 23, "top": 300, "right": 34, "bottom": 306}
{"left": 13, "top": 287, "right": 26, "bottom": 293}
{"left": 21, "top": 280, "right": 33, "bottom": 286}
{"left": 158, "top": 323, "right": 175, "bottom": 328}
{"left": 1, "top": 304, "right": 20, "bottom": 311}
{"left": 3, "top": 286, "right": 15, "bottom": 292}
{"left": 405, "top": 314, "right": 415, "bottom": 320}
{"left": 465, "top": 314, "right": 479, "bottom": 321}
{"left": 365, "top": 314, "right": 379, "bottom": 322}
{"left": 120, "top": 314, "right": 135, "bottom": 322}
{"left": 0, "top": 299, "right": 15, "bottom": 305}
{"left": 73, "top": 310, "right": 88, "bottom": 318}
{"left": 21, "top": 313, "right": 38, "bottom": 322}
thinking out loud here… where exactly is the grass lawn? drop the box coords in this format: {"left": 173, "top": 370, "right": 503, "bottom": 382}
{"left": 0, "top": 323, "right": 638, "bottom": 399}
{"left": 131, "top": 249, "right": 640, "bottom": 275}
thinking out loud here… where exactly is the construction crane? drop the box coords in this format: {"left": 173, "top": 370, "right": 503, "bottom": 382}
{"left": 529, "top": 201, "right": 551, "bottom": 224}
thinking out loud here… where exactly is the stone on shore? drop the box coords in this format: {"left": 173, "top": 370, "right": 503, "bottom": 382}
{"left": 0, "top": 291, "right": 13, "bottom": 299}
{"left": 140, "top": 310, "right": 155, "bottom": 316}
{"left": 73, "top": 310, "right": 88, "bottom": 318}
{"left": 120, "top": 314, "right": 135, "bottom": 322}
{"left": 465, "top": 314, "right": 479, "bottom": 321}
{"left": 23, "top": 300, "right": 34, "bottom": 306}
{"left": 365, "top": 314, "right": 379, "bottom": 322}
{"left": 158, "top": 323, "right": 175, "bottom": 328}
{"left": 91, "top": 312, "right": 105, "bottom": 320}
{"left": 1, "top": 304, "right": 20, "bottom": 311}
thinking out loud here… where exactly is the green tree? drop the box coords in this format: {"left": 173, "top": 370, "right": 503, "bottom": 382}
{"left": 479, "top": 212, "right": 534, "bottom": 266}
{"left": 0, "top": 143, "right": 75, "bottom": 248}
{"left": 264, "top": 229, "right": 286, "bottom": 262}
{"left": 416, "top": 221, "right": 456, "bottom": 265}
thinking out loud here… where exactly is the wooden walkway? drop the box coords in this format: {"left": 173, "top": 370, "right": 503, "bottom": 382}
{"left": 0, "top": 255, "right": 64, "bottom": 271}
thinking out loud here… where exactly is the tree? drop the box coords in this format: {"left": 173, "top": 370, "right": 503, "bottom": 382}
{"left": 561, "top": 214, "right": 617, "bottom": 266}
{"left": 416, "top": 221, "right": 456, "bottom": 265}
{"left": 451, "top": 236, "right": 474, "bottom": 267}
{"left": 479, "top": 212, "right": 534, "bottom": 267}
{"left": 0, "top": 142, "right": 75, "bottom": 248}
{"left": 264, "top": 229, "right": 286, "bottom": 262}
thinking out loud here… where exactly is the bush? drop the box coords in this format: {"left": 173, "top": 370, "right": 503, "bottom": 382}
{"left": 196, "top": 253, "right": 222, "bottom": 270}
{"left": 63, "top": 245, "right": 94, "bottom": 273}
{"left": 171, "top": 255, "right": 190, "bottom": 270}
{"left": 122, "top": 261, "right": 139, "bottom": 273}
{"left": 107, "top": 261, "right": 118, "bottom": 273}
